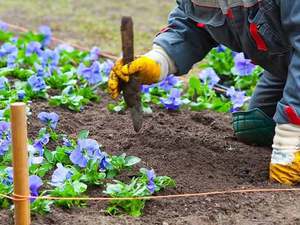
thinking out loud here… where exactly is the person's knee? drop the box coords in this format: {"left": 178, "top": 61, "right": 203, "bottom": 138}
{"left": 232, "top": 108, "right": 276, "bottom": 146}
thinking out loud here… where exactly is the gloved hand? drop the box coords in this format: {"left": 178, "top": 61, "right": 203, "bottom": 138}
{"left": 108, "top": 56, "right": 161, "bottom": 99}
{"left": 108, "top": 45, "right": 177, "bottom": 99}
{"left": 270, "top": 123, "right": 300, "bottom": 185}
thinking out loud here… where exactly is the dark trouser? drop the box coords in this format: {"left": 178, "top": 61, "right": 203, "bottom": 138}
{"left": 249, "top": 71, "right": 286, "bottom": 119}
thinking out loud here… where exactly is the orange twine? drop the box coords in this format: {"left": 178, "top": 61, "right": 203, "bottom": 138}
{"left": 0, "top": 188, "right": 299, "bottom": 202}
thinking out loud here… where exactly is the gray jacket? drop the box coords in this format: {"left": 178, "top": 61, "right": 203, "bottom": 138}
{"left": 154, "top": 0, "right": 300, "bottom": 124}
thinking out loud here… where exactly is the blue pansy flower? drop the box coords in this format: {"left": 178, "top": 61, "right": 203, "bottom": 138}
{"left": 3, "top": 167, "right": 13, "bottom": 185}
{"left": 34, "top": 63, "right": 50, "bottom": 78}
{"left": 146, "top": 169, "right": 156, "bottom": 194}
{"left": 0, "top": 77, "right": 8, "bottom": 90}
{"left": 62, "top": 136, "right": 72, "bottom": 147}
{"left": 6, "top": 54, "right": 17, "bottom": 68}
{"left": 77, "top": 61, "right": 102, "bottom": 85}
{"left": 0, "top": 21, "right": 8, "bottom": 31}
{"left": 89, "top": 46, "right": 100, "bottom": 61}
{"left": 160, "top": 88, "right": 182, "bottom": 110}
{"left": 50, "top": 163, "right": 72, "bottom": 187}
{"left": 100, "top": 60, "right": 114, "bottom": 76}
{"left": 29, "top": 175, "right": 43, "bottom": 202}
{"left": 39, "top": 25, "right": 52, "bottom": 47}
{"left": 226, "top": 86, "right": 246, "bottom": 111}
{"left": 28, "top": 75, "right": 46, "bottom": 92}
{"left": 215, "top": 44, "right": 226, "bottom": 53}
{"left": 199, "top": 67, "right": 220, "bottom": 88}
{"left": 40, "top": 49, "right": 59, "bottom": 70}
{"left": 26, "top": 42, "right": 42, "bottom": 57}
{"left": 37, "top": 112, "right": 59, "bottom": 129}
{"left": 0, "top": 121, "right": 11, "bottom": 156}
{"left": 99, "top": 153, "right": 110, "bottom": 170}
{"left": 17, "top": 90, "right": 26, "bottom": 100}
{"left": 233, "top": 53, "right": 255, "bottom": 76}
{"left": 28, "top": 144, "right": 44, "bottom": 165}
{"left": 69, "top": 139, "right": 103, "bottom": 168}
{"left": 0, "top": 43, "right": 18, "bottom": 57}
{"left": 158, "top": 75, "right": 179, "bottom": 92}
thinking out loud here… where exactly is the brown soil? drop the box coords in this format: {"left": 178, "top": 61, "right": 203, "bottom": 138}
{"left": 1, "top": 96, "right": 300, "bottom": 225}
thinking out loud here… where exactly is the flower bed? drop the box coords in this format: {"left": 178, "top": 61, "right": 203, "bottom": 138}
{"left": 0, "top": 22, "right": 299, "bottom": 225}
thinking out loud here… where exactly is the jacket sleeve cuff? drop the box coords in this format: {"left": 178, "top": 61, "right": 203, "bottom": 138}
{"left": 144, "top": 44, "right": 177, "bottom": 81}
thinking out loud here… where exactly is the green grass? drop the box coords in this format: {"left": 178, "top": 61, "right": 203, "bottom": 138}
{"left": 0, "top": 0, "right": 174, "bottom": 55}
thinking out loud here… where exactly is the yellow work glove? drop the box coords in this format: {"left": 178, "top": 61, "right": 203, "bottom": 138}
{"left": 270, "top": 123, "right": 300, "bottom": 185}
{"left": 108, "top": 56, "right": 161, "bottom": 99}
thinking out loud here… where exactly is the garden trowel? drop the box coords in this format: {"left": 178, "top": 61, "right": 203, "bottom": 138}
{"left": 120, "top": 16, "right": 143, "bottom": 132}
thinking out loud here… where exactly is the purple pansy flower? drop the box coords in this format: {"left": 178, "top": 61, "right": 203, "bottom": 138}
{"left": 77, "top": 61, "right": 102, "bottom": 85}
{"left": 158, "top": 75, "right": 179, "bottom": 92}
{"left": 40, "top": 49, "right": 59, "bottom": 69}
{"left": 28, "top": 144, "right": 44, "bottom": 165}
{"left": 37, "top": 112, "right": 59, "bottom": 129}
{"left": 50, "top": 163, "right": 72, "bottom": 187}
{"left": 17, "top": 90, "right": 26, "bottom": 100}
{"left": 0, "top": 121, "right": 11, "bottom": 156}
{"left": 141, "top": 83, "right": 156, "bottom": 94}
{"left": 62, "top": 137, "right": 72, "bottom": 147}
{"left": 34, "top": 63, "right": 50, "bottom": 78}
{"left": 226, "top": 86, "right": 246, "bottom": 111}
{"left": 39, "top": 25, "right": 52, "bottom": 47}
{"left": 89, "top": 46, "right": 100, "bottom": 61}
{"left": 28, "top": 75, "right": 46, "bottom": 92}
{"left": 6, "top": 54, "right": 17, "bottom": 68}
{"left": 233, "top": 53, "right": 255, "bottom": 76}
{"left": 69, "top": 139, "right": 103, "bottom": 168}
{"left": 29, "top": 175, "right": 43, "bottom": 202}
{"left": 146, "top": 169, "right": 156, "bottom": 194}
{"left": 3, "top": 167, "right": 13, "bottom": 185}
{"left": 0, "top": 21, "right": 8, "bottom": 31}
{"left": 100, "top": 153, "right": 110, "bottom": 170}
{"left": 0, "top": 43, "right": 18, "bottom": 58}
{"left": 216, "top": 45, "right": 226, "bottom": 53}
{"left": 160, "top": 88, "right": 182, "bottom": 110}
{"left": 199, "top": 68, "right": 220, "bottom": 88}
{"left": 100, "top": 60, "right": 114, "bottom": 76}
{"left": 26, "top": 42, "right": 42, "bottom": 57}
{"left": 0, "top": 77, "right": 8, "bottom": 90}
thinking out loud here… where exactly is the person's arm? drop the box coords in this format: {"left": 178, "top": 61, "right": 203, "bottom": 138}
{"left": 152, "top": 0, "right": 217, "bottom": 77}
{"left": 108, "top": 0, "right": 217, "bottom": 98}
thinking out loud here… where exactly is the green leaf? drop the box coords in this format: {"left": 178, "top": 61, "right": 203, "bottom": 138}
{"left": 78, "top": 130, "right": 89, "bottom": 139}
{"left": 125, "top": 156, "right": 141, "bottom": 167}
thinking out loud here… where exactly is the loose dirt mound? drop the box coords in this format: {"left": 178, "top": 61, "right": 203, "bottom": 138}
{"left": 1, "top": 97, "right": 300, "bottom": 225}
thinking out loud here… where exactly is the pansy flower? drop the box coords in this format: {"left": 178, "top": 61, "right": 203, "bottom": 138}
{"left": 29, "top": 175, "right": 43, "bottom": 202}
{"left": 158, "top": 75, "right": 179, "bottom": 92}
{"left": 27, "top": 75, "right": 46, "bottom": 92}
{"left": 199, "top": 67, "right": 220, "bottom": 88}
{"left": 69, "top": 139, "right": 103, "bottom": 168}
{"left": 160, "top": 88, "right": 182, "bottom": 110}
{"left": 233, "top": 53, "right": 255, "bottom": 76}
{"left": 226, "top": 86, "right": 246, "bottom": 111}
{"left": 50, "top": 163, "right": 72, "bottom": 187}
{"left": 146, "top": 169, "right": 156, "bottom": 194}
{"left": 77, "top": 61, "right": 102, "bottom": 85}
{"left": 37, "top": 112, "right": 59, "bottom": 129}
{"left": 26, "top": 42, "right": 42, "bottom": 57}
{"left": 39, "top": 25, "right": 52, "bottom": 47}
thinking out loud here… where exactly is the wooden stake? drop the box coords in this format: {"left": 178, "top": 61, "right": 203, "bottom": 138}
{"left": 11, "top": 103, "right": 30, "bottom": 225}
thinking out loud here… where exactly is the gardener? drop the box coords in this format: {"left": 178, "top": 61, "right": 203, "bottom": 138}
{"left": 108, "top": 0, "right": 300, "bottom": 185}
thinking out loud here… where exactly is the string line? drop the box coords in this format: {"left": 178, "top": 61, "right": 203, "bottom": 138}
{"left": 0, "top": 188, "right": 299, "bottom": 202}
